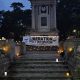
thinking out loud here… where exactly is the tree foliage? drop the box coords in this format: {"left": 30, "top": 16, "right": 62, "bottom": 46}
{"left": 11, "top": 2, "right": 24, "bottom": 11}
{"left": 0, "top": 2, "right": 31, "bottom": 41}
{"left": 57, "top": 0, "right": 80, "bottom": 40}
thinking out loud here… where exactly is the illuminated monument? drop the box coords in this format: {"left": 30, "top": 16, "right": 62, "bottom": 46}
{"left": 30, "top": 0, "right": 58, "bottom": 34}
{"left": 23, "top": 0, "right": 59, "bottom": 47}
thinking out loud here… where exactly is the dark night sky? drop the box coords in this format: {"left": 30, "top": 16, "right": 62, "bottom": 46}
{"left": 0, "top": 0, "right": 31, "bottom": 11}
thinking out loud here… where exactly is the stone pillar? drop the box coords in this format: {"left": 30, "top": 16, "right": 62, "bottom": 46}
{"left": 50, "top": 4, "right": 54, "bottom": 30}
{"left": 48, "top": 5, "right": 50, "bottom": 31}
{"left": 35, "top": 5, "right": 38, "bottom": 31}
{"left": 53, "top": 0, "right": 56, "bottom": 28}
{"left": 32, "top": 5, "right": 35, "bottom": 30}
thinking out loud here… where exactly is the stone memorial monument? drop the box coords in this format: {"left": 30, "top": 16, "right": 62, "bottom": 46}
{"left": 23, "top": 0, "right": 59, "bottom": 47}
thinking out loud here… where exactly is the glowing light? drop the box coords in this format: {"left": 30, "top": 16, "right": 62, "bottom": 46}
{"left": 58, "top": 47, "right": 64, "bottom": 54}
{"left": 2, "top": 46, "right": 9, "bottom": 53}
{"left": 68, "top": 48, "right": 73, "bottom": 52}
{"left": 4, "top": 72, "right": 7, "bottom": 76}
{"left": 2, "top": 37, "right": 6, "bottom": 40}
{"left": 58, "top": 50, "right": 63, "bottom": 54}
{"left": 73, "top": 29, "right": 77, "bottom": 33}
{"left": 16, "top": 53, "right": 20, "bottom": 56}
{"left": 56, "top": 58, "right": 59, "bottom": 62}
{"left": 66, "top": 72, "right": 70, "bottom": 77}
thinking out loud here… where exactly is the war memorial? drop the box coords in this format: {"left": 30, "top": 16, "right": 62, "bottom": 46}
{"left": 0, "top": 0, "right": 80, "bottom": 80}
{"left": 23, "top": 0, "right": 59, "bottom": 50}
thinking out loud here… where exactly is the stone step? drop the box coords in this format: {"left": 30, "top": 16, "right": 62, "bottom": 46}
{"left": 24, "top": 52, "right": 58, "bottom": 54}
{"left": 10, "top": 63, "right": 68, "bottom": 68}
{"left": 13, "top": 63, "right": 67, "bottom": 67}
{"left": 4, "top": 51, "right": 72, "bottom": 80}
{"left": 0, "top": 77, "right": 72, "bottom": 80}
{"left": 19, "top": 54, "right": 60, "bottom": 59}
{"left": 9, "top": 67, "right": 69, "bottom": 71}
{"left": 26, "top": 51, "right": 57, "bottom": 54}
{"left": 11, "top": 64, "right": 68, "bottom": 68}
{"left": 9, "top": 68, "right": 69, "bottom": 72}
{"left": 14, "top": 60, "right": 65, "bottom": 63}
{"left": 15, "top": 59, "right": 63, "bottom": 62}
{"left": 16, "top": 58, "right": 62, "bottom": 61}
{"left": 19, "top": 57, "right": 60, "bottom": 60}
{"left": 6, "top": 72, "right": 71, "bottom": 78}
{"left": 23, "top": 53, "right": 59, "bottom": 56}
{"left": 24, "top": 52, "right": 57, "bottom": 54}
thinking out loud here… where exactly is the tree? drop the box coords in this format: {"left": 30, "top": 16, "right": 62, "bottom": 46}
{"left": 0, "top": 11, "right": 13, "bottom": 38}
{"left": 0, "top": 2, "right": 32, "bottom": 41}
{"left": 0, "top": 10, "right": 4, "bottom": 37}
{"left": 10, "top": 2, "right": 24, "bottom": 11}
{"left": 23, "top": 9, "right": 32, "bottom": 32}
{"left": 57, "top": 0, "right": 80, "bottom": 40}
{"left": 0, "top": 11, "right": 4, "bottom": 28}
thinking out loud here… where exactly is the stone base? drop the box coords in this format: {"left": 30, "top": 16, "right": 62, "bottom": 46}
{"left": 29, "top": 31, "right": 58, "bottom": 36}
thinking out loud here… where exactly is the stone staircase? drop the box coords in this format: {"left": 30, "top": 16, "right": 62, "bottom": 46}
{"left": 1, "top": 51, "right": 72, "bottom": 80}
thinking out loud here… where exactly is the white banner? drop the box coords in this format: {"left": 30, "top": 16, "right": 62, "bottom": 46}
{"left": 22, "top": 36, "right": 59, "bottom": 46}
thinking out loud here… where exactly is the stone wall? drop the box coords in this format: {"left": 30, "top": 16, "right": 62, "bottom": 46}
{"left": 15, "top": 42, "right": 26, "bottom": 56}
{"left": 0, "top": 53, "right": 10, "bottom": 77}
{"left": 64, "top": 38, "right": 80, "bottom": 80}
{"left": 0, "top": 40, "right": 26, "bottom": 76}
{"left": 0, "top": 40, "right": 16, "bottom": 61}
{"left": 0, "top": 40, "right": 26, "bottom": 59}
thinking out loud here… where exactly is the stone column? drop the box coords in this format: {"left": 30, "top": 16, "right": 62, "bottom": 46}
{"left": 35, "top": 5, "right": 38, "bottom": 31}
{"left": 53, "top": 0, "right": 56, "bottom": 28}
{"left": 50, "top": 4, "right": 52, "bottom": 31}
{"left": 48, "top": 5, "right": 50, "bottom": 32}
{"left": 32, "top": 5, "right": 35, "bottom": 30}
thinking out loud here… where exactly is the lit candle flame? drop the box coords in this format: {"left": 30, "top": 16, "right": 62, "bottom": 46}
{"left": 4, "top": 72, "right": 7, "bottom": 76}
{"left": 56, "top": 58, "right": 59, "bottom": 62}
